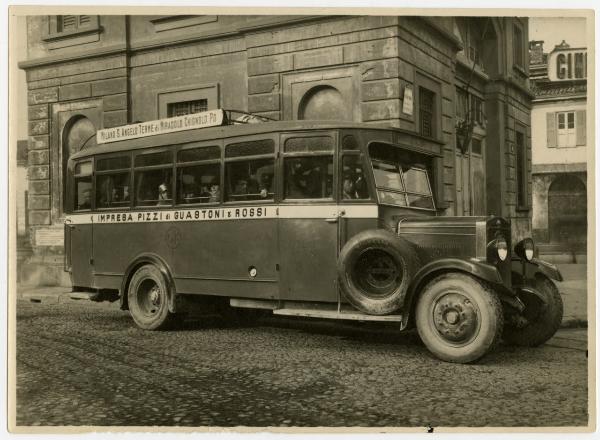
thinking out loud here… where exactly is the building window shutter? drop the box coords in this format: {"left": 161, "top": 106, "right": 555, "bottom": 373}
{"left": 60, "top": 15, "right": 78, "bottom": 32}
{"left": 78, "top": 15, "right": 92, "bottom": 27}
{"left": 576, "top": 110, "right": 586, "bottom": 146}
{"left": 546, "top": 112, "right": 557, "bottom": 148}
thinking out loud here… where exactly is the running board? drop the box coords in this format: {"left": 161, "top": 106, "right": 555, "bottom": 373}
{"left": 229, "top": 298, "right": 403, "bottom": 323}
{"left": 273, "top": 307, "right": 402, "bottom": 322}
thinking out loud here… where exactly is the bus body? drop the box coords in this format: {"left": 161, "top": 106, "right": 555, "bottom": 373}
{"left": 65, "top": 111, "right": 564, "bottom": 363}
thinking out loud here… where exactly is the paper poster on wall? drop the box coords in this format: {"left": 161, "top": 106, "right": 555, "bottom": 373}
{"left": 402, "top": 85, "right": 414, "bottom": 116}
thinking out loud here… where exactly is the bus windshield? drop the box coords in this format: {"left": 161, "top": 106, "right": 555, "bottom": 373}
{"left": 369, "top": 142, "right": 435, "bottom": 210}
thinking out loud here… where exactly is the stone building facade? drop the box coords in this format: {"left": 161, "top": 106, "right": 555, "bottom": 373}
{"left": 19, "top": 15, "right": 533, "bottom": 286}
{"left": 529, "top": 40, "right": 587, "bottom": 262}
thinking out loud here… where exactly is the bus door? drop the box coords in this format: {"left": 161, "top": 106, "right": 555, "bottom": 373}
{"left": 68, "top": 219, "right": 94, "bottom": 287}
{"left": 69, "top": 159, "right": 94, "bottom": 287}
{"left": 277, "top": 134, "right": 339, "bottom": 302}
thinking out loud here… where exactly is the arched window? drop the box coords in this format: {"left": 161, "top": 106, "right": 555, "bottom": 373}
{"left": 298, "top": 86, "right": 349, "bottom": 121}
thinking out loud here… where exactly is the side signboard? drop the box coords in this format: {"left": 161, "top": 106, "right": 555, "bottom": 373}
{"left": 96, "top": 109, "right": 225, "bottom": 144}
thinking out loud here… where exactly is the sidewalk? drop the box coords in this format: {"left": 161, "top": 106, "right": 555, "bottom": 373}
{"left": 555, "top": 263, "right": 588, "bottom": 328}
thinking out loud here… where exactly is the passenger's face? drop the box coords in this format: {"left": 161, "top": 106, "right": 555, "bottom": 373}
{"left": 210, "top": 185, "right": 219, "bottom": 194}
{"left": 236, "top": 181, "right": 247, "bottom": 191}
{"left": 343, "top": 179, "right": 354, "bottom": 192}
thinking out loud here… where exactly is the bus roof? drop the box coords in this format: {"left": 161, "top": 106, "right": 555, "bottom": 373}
{"left": 69, "top": 120, "right": 432, "bottom": 161}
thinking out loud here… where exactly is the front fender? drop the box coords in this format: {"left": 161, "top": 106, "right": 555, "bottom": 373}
{"left": 512, "top": 258, "right": 563, "bottom": 283}
{"left": 401, "top": 258, "right": 504, "bottom": 329}
{"left": 119, "top": 253, "right": 178, "bottom": 312}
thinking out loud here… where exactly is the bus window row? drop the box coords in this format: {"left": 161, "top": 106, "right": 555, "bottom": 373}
{"left": 72, "top": 140, "right": 369, "bottom": 211}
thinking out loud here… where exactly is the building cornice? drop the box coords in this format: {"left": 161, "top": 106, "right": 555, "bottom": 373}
{"left": 419, "top": 17, "right": 463, "bottom": 51}
{"left": 18, "top": 15, "right": 338, "bottom": 70}
{"left": 18, "top": 43, "right": 127, "bottom": 70}
{"left": 532, "top": 163, "right": 587, "bottom": 174}
{"left": 532, "top": 94, "right": 587, "bottom": 103}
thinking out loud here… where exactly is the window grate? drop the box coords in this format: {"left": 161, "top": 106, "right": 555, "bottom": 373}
{"left": 419, "top": 87, "right": 435, "bottom": 138}
{"left": 168, "top": 99, "right": 208, "bottom": 117}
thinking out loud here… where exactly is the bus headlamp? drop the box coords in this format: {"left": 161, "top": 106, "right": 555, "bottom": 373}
{"left": 514, "top": 238, "right": 535, "bottom": 261}
{"left": 496, "top": 237, "right": 508, "bottom": 262}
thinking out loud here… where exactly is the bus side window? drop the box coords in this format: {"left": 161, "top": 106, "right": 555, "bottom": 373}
{"left": 95, "top": 156, "right": 131, "bottom": 209}
{"left": 135, "top": 169, "right": 173, "bottom": 207}
{"left": 224, "top": 140, "right": 275, "bottom": 202}
{"left": 176, "top": 146, "right": 221, "bottom": 205}
{"left": 74, "top": 161, "right": 92, "bottom": 211}
{"left": 96, "top": 173, "right": 131, "bottom": 209}
{"left": 225, "top": 159, "right": 274, "bottom": 202}
{"left": 134, "top": 151, "right": 173, "bottom": 207}
{"left": 177, "top": 164, "right": 221, "bottom": 204}
{"left": 283, "top": 136, "right": 334, "bottom": 200}
{"left": 341, "top": 155, "right": 369, "bottom": 200}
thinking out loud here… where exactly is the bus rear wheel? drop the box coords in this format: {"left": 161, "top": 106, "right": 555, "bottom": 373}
{"left": 128, "top": 265, "right": 176, "bottom": 330}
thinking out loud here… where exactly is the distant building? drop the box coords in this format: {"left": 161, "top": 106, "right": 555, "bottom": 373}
{"left": 20, "top": 15, "right": 532, "bottom": 286}
{"left": 529, "top": 40, "right": 587, "bottom": 261}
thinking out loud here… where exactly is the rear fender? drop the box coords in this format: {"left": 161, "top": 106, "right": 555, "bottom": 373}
{"left": 120, "top": 253, "right": 178, "bottom": 312}
{"left": 400, "top": 258, "right": 504, "bottom": 329}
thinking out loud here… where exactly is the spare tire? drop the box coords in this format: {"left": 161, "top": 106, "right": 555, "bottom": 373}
{"left": 338, "top": 229, "right": 420, "bottom": 315}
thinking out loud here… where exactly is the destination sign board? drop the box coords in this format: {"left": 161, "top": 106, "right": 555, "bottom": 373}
{"left": 96, "top": 109, "right": 225, "bottom": 144}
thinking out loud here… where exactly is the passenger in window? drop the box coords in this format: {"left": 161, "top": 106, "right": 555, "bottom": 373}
{"left": 354, "top": 169, "right": 368, "bottom": 199}
{"left": 342, "top": 176, "right": 358, "bottom": 200}
{"left": 208, "top": 183, "right": 220, "bottom": 203}
{"left": 288, "top": 161, "right": 314, "bottom": 198}
{"left": 79, "top": 188, "right": 91, "bottom": 210}
{"left": 259, "top": 174, "right": 272, "bottom": 198}
{"left": 247, "top": 171, "right": 261, "bottom": 197}
{"left": 233, "top": 179, "right": 248, "bottom": 200}
{"left": 157, "top": 183, "right": 170, "bottom": 206}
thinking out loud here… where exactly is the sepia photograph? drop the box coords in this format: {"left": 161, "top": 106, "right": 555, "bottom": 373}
{"left": 6, "top": 5, "right": 594, "bottom": 433}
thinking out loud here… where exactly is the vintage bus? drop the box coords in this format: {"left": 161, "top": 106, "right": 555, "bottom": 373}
{"left": 65, "top": 109, "right": 563, "bottom": 363}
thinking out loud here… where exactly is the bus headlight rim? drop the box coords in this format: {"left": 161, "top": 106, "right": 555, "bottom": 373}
{"left": 515, "top": 238, "right": 535, "bottom": 262}
{"left": 496, "top": 236, "right": 508, "bottom": 262}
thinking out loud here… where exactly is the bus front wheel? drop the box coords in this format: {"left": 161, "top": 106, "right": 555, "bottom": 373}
{"left": 415, "top": 273, "right": 503, "bottom": 363}
{"left": 128, "top": 264, "right": 176, "bottom": 330}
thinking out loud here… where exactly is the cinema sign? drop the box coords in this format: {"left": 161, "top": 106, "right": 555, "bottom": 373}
{"left": 548, "top": 48, "right": 587, "bottom": 81}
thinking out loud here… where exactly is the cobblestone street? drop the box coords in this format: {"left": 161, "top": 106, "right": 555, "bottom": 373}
{"left": 15, "top": 298, "right": 588, "bottom": 428}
